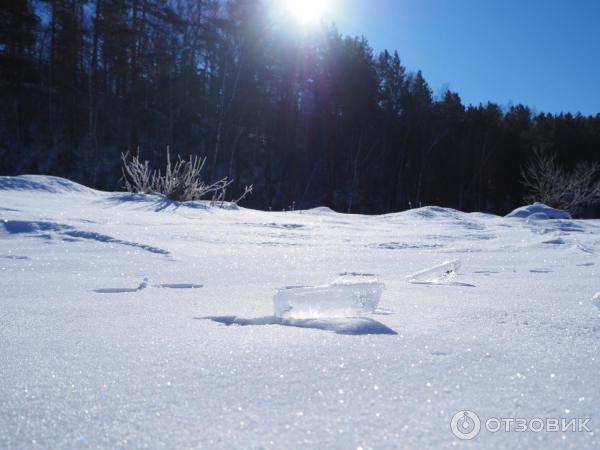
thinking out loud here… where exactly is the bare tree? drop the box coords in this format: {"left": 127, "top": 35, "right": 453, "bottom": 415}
{"left": 521, "top": 149, "right": 600, "bottom": 215}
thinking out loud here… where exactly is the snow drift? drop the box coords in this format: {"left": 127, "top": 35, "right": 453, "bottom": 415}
{"left": 1, "top": 175, "right": 600, "bottom": 450}
{"left": 506, "top": 202, "right": 571, "bottom": 220}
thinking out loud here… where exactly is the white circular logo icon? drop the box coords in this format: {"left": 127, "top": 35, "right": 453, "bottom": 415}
{"left": 451, "top": 410, "right": 481, "bottom": 440}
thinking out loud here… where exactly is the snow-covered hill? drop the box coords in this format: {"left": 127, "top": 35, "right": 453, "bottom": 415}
{"left": 1, "top": 176, "right": 599, "bottom": 449}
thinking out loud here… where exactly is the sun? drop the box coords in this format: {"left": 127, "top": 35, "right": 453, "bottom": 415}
{"left": 287, "top": 0, "right": 328, "bottom": 24}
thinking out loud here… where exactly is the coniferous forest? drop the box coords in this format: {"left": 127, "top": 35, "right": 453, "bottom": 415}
{"left": 2, "top": 0, "right": 600, "bottom": 215}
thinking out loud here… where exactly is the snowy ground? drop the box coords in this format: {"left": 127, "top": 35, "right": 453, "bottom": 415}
{"left": 1, "top": 175, "right": 600, "bottom": 449}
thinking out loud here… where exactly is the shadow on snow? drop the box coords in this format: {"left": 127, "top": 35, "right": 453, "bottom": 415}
{"left": 199, "top": 315, "right": 397, "bottom": 336}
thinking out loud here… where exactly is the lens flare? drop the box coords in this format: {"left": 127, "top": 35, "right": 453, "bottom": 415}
{"left": 287, "top": 0, "right": 328, "bottom": 24}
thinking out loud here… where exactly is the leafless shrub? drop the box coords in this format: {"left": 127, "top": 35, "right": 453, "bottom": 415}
{"left": 521, "top": 149, "right": 600, "bottom": 215}
{"left": 121, "top": 151, "right": 153, "bottom": 194}
{"left": 233, "top": 185, "right": 253, "bottom": 205}
{"left": 152, "top": 148, "right": 233, "bottom": 202}
{"left": 121, "top": 148, "right": 251, "bottom": 204}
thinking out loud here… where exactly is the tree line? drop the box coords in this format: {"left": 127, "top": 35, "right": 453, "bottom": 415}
{"left": 1, "top": 0, "right": 600, "bottom": 215}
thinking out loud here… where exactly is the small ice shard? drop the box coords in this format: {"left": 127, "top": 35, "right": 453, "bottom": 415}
{"left": 406, "top": 260, "right": 461, "bottom": 284}
{"left": 274, "top": 274, "right": 385, "bottom": 319}
{"left": 593, "top": 292, "right": 600, "bottom": 309}
{"left": 334, "top": 272, "right": 378, "bottom": 283}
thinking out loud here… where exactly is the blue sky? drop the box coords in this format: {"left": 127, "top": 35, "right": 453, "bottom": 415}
{"left": 328, "top": 0, "right": 600, "bottom": 115}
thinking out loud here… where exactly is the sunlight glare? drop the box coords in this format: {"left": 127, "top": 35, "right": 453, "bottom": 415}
{"left": 287, "top": 0, "right": 328, "bottom": 24}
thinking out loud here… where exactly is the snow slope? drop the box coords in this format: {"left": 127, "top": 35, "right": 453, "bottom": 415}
{"left": 1, "top": 175, "right": 599, "bottom": 449}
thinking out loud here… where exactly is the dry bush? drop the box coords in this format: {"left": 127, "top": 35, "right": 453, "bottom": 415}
{"left": 121, "top": 152, "right": 153, "bottom": 194}
{"left": 121, "top": 149, "right": 252, "bottom": 204}
{"left": 521, "top": 149, "right": 600, "bottom": 215}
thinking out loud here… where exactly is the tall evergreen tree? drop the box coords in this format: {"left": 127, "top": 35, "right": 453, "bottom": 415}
{"left": 1, "top": 0, "right": 599, "bottom": 215}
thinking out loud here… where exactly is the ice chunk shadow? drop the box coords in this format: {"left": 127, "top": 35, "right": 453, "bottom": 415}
{"left": 408, "top": 281, "right": 476, "bottom": 287}
{"left": 159, "top": 283, "right": 203, "bottom": 289}
{"left": 0, "top": 255, "right": 30, "bottom": 260}
{"left": 94, "top": 280, "right": 202, "bottom": 293}
{"left": 529, "top": 268, "right": 553, "bottom": 273}
{"left": 200, "top": 316, "right": 397, "bottom": 336}
{"left": 94, "top": 287, "right": 140, "bottom": 294}
{"left": 94, "top": 279, "right": 148, "bottom": 294}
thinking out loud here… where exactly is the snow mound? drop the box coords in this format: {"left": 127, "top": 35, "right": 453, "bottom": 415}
{"left": 406, "top": 260, "right": 461, "bottom": 284}
{"left": 302, "top": 206, "right": 338, "bottom": 215}
{"left": 274, "top": 274, "right": 385, "bottom": 319}
{"left": 0, "top": 175, "right": 96, "bottom": 195}
{"left": 506, "top": 203, "right": 571, "bottom": 220}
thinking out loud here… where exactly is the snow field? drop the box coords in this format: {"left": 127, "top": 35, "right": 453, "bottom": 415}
{"left": 1, "top": 176, "right": 600, "bottom": 449}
